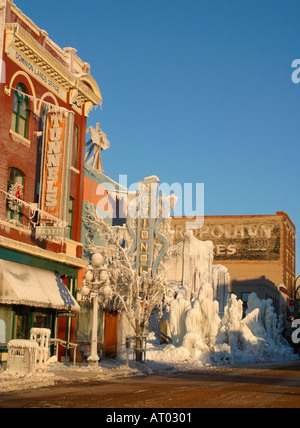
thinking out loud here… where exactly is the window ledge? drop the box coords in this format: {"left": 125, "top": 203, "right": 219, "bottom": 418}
{"left": 0, "top": 218, "right": 32, "bottom": 236}
{"left": 9, "top": 130, "right": 31, "bottom": 147}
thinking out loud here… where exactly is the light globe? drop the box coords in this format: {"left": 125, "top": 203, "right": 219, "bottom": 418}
{"left": 99, "top": 268, "right": 109, "bottom": 282}
{"left": 91, "top": 253, "right": 104, "bottom": 267}
{"left": 85, "top": 270, "right": 94, "bottom": 282}
{"left": 102, "top": 285, "right": 113, "bottom": 297}
{"left": 81, "top": 284, "right": 91, "bottom": 297}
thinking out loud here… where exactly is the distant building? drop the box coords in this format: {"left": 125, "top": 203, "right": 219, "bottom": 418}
{"left": 0, "top": 0, "right": 102, "bottom": 363}
{"left": 172, "top": 212, "right": 296, "bottom": 317}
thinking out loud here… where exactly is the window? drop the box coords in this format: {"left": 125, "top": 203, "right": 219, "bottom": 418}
{"left": 68, "top": 197, "right": 75, "bottom": 239}
{"left": 33, "top": 310, "right": 54, "bottom": 330}
{"left": 15, "top": 306, "right": 31, "bottom": 340}
{"left": 241, "top": 292, "right": 251, "bottom": 317}
{"left": 6, "top": 167, "right": 25, "bottom": 222}
{"left": 0, "top": 305, "right": 13, "bottom": 346}
{"left": 11, "top": 83, "right": 29, "bottom": 138}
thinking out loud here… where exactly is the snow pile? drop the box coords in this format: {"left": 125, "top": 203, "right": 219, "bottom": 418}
{"left": 156, "top": 283, "right": 295, "bottom": 366}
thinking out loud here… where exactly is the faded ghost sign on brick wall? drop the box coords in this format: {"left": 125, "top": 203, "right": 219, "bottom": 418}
{"left": 172, "top": 217, "right": 281, "bottom": 262}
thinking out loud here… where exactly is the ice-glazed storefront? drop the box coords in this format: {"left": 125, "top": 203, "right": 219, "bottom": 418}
{"left": 0, "top": 248, "right": 81, "bottom": 364}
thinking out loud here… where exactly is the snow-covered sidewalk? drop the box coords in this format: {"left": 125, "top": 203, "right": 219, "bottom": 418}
{"left": 1, "top": 347, "right": 298, "bottom": 394}
{"left": 0, "top": 336, "right": 236, "bottom": 394}
{"left": 0, "top": 359, "right": 143, "bottom": 393}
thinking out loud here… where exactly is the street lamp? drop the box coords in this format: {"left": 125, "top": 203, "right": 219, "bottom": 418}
{"left": 82, "top": 252, "right": 111, "bottom": 365}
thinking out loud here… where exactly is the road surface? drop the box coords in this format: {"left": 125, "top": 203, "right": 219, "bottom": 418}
{"left": 0, "top": 361, "right": 299, "bottom": 408}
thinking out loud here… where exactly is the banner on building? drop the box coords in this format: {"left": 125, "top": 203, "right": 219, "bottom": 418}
{"left": 39, "top": 110, "right": 74, "bottom": 224}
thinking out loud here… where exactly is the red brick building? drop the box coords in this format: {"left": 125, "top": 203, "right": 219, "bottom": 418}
{"left": 0, "top": 0, "right": 102, "bottom": 362}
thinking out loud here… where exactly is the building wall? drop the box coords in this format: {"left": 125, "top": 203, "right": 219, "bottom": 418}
{"left": 81, "top": 164, "right": 127, "bottom": 256}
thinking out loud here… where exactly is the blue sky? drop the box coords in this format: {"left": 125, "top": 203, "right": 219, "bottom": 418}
{"left": 18, "top": 0, "right": 300, "bottom": 274}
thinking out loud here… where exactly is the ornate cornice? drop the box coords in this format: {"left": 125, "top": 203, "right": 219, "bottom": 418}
{"left": 4, "top": 23, "right": 102, "bottom": 112}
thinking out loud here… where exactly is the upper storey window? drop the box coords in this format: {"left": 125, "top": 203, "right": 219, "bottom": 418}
{"left": 6, "top": 167, "right": 24, "bottom": 223}
{"left": 11, "top": 83, "right": 29, "bottom": 139}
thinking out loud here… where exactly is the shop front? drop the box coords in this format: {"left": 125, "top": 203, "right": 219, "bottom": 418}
{"left": 0, "top": 253, "right": 81, "bottom": 364}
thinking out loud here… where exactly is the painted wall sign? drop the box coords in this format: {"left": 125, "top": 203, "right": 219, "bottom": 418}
{"left": 172, "top": 218, "right": 281, "bottom": 262}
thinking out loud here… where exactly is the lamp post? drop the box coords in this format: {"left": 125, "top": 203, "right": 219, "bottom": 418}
{"left": 82, "top": 253, "right": 111, "bottom": 365}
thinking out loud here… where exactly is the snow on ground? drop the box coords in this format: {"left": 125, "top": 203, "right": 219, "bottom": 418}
{"left": 0, "top": 331, "right": 298, "bottom": 394}
{"left": 0, "top": 358, "right": 144, "bottom": 393}
{"left": 0, "top": 284, "right": 298, "bottom": 394}
{"left": 0, "top": 353, "right": 199, "bottom": 393}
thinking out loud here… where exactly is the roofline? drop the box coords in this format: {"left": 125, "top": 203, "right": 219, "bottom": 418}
{"left": 172, "top": 212, "right": 296, "bottom": 230}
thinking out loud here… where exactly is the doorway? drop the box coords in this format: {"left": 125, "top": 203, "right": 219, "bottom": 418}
{"left": 104, "top": 312, "right": 118, "bottom": 358}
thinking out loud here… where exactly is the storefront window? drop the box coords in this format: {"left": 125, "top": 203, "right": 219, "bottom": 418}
{"left": 15, "top": 306, "right": 30, "bottom": 340}
{"left": 14, "top": 307, "right": 55, "bottom": 340}
{"left": 33, "top": 310, "right": 54, "bottom": 330}
{"left": 0, "top": 305, "right": 13, "bottom": 346}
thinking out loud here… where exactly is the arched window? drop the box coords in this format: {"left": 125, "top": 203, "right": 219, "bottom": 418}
{"left": 11, "top": 83, "right": 29, "bottom": 138}
{"left": 6, "top": 167, "right": 25, "bottom": 222}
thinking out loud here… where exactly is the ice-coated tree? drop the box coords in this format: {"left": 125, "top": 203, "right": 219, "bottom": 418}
{"left": 84, "top": 203, "right": 166, "bottom": 360}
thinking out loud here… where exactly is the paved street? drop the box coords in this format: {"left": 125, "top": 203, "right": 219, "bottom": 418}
{"left": 0, "top": 361, "right": 299, "bottom": 408}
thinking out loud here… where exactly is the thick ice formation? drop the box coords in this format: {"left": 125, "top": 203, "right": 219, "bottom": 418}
{"left": 161, "top": 232, "right": 230, "bottom": 317}
{"left": 161, "top": 230, "right": 214, "bottom": 295}
{"left": 153, "top": 229, "right": 295, "bottom": 365}
{"left": 211, "top": 264, "right": 229, "bottom": 317}
{"left": 161, "top": 284, "right": 295, "bottom": 365}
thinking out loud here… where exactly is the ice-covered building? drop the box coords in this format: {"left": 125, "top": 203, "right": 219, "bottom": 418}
{"left": 160, "top": 230, "right": 230, "bottom": 317}
{"left": 172, "top": 213, "right": 296, "bottom": 321}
